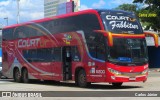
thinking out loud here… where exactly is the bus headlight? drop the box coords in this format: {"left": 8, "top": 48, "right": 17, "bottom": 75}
{"left": 141, "top": 69, "right": 148, "bottom": 75}
{"left": 108, "top": 68, "right": 122, "bottom": 75}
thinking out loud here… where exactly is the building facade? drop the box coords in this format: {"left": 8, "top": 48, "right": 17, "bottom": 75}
{"left": 44, "top": 0, "right": 80, "bottom": 17}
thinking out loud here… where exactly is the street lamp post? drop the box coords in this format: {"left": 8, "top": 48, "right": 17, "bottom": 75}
{"left": 4, "top": 17, "right": 8, "bottom": 26}
{"left": 17, "top": 0, "right": 20, "bottom": 24}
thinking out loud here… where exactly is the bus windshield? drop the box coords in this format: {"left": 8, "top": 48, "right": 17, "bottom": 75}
{"left": 108, "top": 38, "right": 148, "bottom": 65}
{"left": 99, "top": 10, "right": 148, "bottom": 65}
{"left": 101, "top": 10, "right": 143, "bottom": 34}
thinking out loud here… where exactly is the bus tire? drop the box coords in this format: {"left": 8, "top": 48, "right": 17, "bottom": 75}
{"left": 22, "top": 69, "right": 29, "bottom": 83}
{"left": 112, "top": 82, "right": 123, "bottom": 87}
{"left": 14, "top": 68, "right": 21, "bottom": 82}
{"left": 77, "top": 69, "right": 90, "bottom": 87}
{"left": 0, "top": 73, "right": 2, "bottom": 79}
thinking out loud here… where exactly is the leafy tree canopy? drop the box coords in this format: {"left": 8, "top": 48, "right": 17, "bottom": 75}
{"left": 133, "top": 0, "right": 160, "bottom": 31}
{"left": 115, "top": 0, "right": 160, "bottom": 31}
{"left": 115, "top": 4, "right": 138, "bottom": 12}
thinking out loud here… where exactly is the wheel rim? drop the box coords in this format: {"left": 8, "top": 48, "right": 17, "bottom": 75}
{"left": 79, "top": 72, "right": 86, "bottom": 84}
{"left": 15, "top": 70, "right": 20, "bottom": 81}
{"left": 24, "top": 70, "right": 26, "bottom": 79}
{"left": 23, "top": 70, "right": 28, "bottom": 83}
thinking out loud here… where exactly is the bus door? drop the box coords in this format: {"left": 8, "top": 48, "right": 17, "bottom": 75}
{"left": 62, "top": 46, "right": 72, "bottom": 80}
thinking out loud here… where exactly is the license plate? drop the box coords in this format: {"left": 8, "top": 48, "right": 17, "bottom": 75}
{"left": 129, "top": 77, "right": 136, "bottom": 80}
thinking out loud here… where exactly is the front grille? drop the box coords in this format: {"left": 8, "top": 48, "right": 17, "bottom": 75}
{"left": 121, "top": 72, "right": 141, "bottom": 77}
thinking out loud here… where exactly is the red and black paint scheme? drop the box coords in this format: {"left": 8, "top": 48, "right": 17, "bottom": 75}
{"left": 2, "top": 9, "right": 159, "bottom": 87}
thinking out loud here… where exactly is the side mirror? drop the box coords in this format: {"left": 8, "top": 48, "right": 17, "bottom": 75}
{"left": 144, "top": 31, "right": 159, "bottom": 47}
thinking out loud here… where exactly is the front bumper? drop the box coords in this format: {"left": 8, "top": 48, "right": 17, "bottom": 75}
{"left": 106, "top": 63, "right": 148, "bottom": 83}
{"left": 107, "top": 74, "right": 148, "bottom": 82}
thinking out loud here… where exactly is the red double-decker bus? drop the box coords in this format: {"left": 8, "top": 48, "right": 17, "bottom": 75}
{"left": 2, "top": 9, "right": 159, "bottom": 87}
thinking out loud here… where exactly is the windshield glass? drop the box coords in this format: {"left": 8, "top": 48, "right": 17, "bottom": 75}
{"left": 108, "top": 38, "right": 148, "bottom": 65}
{"left": 101, "top": 10, "right": 143, "bottom": 34}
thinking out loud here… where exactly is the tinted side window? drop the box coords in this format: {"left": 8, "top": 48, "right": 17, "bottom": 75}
{"left": 23, "top": 47, "right": 61, "bottom": 62}
{"left": 85, "top": 32, "right": 106, "bottom": 61}
{"left": 40, "top": 14, "right": 101, "bottom": 34}
{"left": 14, "top": 27, "right": 28, "bottom": 39}
{"left": 71, "top": 46, "right": 81, "bottom": 62}
{"left": 23, "top": 48, "right": 54, "bottom": 62}
{"left": 2, "top": 29, "right": 14, "bottom": 41}
{"left": 13, "top": 25, "right": 43, "bottom": 39}
{"left": 38, "top": 48, "right": 55, "bottom": 62}
{"left": 96, "top": 33, "right": 106, "bottom": 60}
{"left": 73, "top": 14, "right": 101, "bottom": 31}
{"left": 3, "top": 13, "right": 101, "bottom": 40}
{"left": 4, "top": 14, "right": 100, "bottom": 40}
{"left": 54, "top": 47, "right": 61, "bottom": 61}
{"left": 85, "top": 32, "right": 96, "bottom": 58}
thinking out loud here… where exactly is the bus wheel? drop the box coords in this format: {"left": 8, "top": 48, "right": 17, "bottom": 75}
{"left": 0, "top": 73, "right": 2, "bottom": 79}
{"left": 112, "top": 82, "right": 123, "bottom": 87}
{"left": 77, "top": 70, "right": 90, "bottom": 87}
{"left": 14, "top": 68, "right": 21, "bottom": 82}
{"left": 22, "top": 69, "right": 29, "bottom": 83}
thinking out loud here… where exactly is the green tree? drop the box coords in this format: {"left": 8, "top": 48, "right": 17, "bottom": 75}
{"left": 133, "top": 0, "right": 160, "bottom": 31}
{"left": 115, "top": 4, "right": 138, "bottom": 13}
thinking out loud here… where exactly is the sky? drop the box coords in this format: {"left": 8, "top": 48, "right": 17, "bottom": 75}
{"left": 0, "top": 0, "right": 134, "bottom": 27}
{"left": 80, "top": 0, "right": 133, "bottom": 10}
{"left": 0, "top": 0, "right": 44, "bottom": 27}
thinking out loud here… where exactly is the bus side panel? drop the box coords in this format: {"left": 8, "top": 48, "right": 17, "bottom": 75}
{"left": 2, "top": 40, "right": 17, "bottom": 78}
{"left": 14, "top": 35, "right": 64, "bottom": 81}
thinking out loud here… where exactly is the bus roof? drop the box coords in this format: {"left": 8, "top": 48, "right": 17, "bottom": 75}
{"left": 96, "top": 9, "right": 134, "bottom": 14}
{"left": 3, "top": 9, "right": 134, "bottom": 30}
{"left": 4, "top": 9, "right": 101, "bottom": 30}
